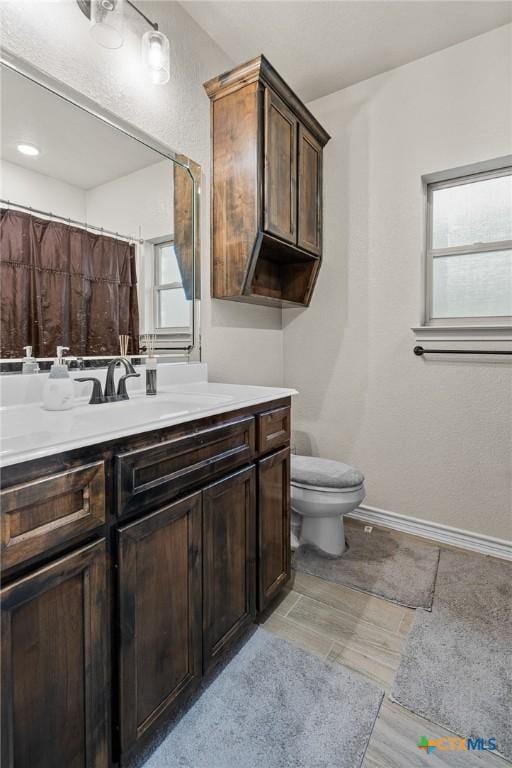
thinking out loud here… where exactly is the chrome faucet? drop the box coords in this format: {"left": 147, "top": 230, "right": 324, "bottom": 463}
{"left": 77, "top": 357, "right": 140, "bottom": 404}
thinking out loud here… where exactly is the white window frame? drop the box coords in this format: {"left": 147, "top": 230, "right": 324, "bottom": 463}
{"left": 423, "top": 162, "right": 512, "bottom": 330}
{"left": 153, "top": 239, "right": 192, "bottom": 336}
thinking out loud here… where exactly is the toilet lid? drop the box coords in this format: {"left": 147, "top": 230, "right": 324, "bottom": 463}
{"left": 291, "top": 454, "right": 364, "bottom": 489}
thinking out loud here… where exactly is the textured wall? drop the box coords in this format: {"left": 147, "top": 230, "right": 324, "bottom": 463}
{"left": 283, "top": 25, "right": 512, "bottom": 540}
{"left": 0, "top": 0, "right": 284, "bottom": 385}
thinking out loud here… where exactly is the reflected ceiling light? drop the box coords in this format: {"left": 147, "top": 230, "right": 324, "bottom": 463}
{"left": 77, "top": 0, "right": 170, "bottom": 84}
{"left": 17, "top": 143, "right": 40, "bottom": 156}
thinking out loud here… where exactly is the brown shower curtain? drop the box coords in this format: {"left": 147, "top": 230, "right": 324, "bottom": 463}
{"left": 0, "top": 208, "right": 139, "bottom": 358}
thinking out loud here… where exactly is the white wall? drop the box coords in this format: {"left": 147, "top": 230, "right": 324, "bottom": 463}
{"left": 0, "top": 158, "right": 172, "bottom": 240}
{"left": 85, "top": 160, "right": 172, "bottom": 241}
{"left": 0, "top": 0, "right": 284, "bottom": 386}
{"left": 1, "top": 159, "right": 87, "bottom": 220}
{"left": 284, "top": 25, "right": 512, "bottom": 541}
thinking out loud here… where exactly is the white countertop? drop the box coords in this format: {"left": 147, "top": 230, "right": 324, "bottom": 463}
{"left": 0, "top": 380, "right": 297, "bottom": 468}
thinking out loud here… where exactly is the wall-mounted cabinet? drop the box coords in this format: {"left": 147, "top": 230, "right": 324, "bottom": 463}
{"left": 204, "top": 55, "right": 330, "bottom": 308}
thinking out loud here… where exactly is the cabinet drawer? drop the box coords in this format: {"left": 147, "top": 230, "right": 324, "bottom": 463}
{"left": 1, "top": 462, "right": 106, "bottom": 572}
{"left": 116, "top": 416, "right": 255, "bottom": 518}
{"left": 257, "top": 406, "right": 290, "bottom": 454}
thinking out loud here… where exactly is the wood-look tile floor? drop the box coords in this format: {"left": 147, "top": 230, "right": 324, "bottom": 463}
{"left": 258, "top": 532, "right": 509, "bottom": 767}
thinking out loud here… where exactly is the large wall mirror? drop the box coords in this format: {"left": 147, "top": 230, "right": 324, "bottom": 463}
{"left": 0, "top": 56, "right": 200, "bottom": 368}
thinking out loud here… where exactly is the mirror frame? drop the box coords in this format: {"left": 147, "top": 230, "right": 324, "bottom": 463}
{"left": 0, "top": 51, "right": 201, "bottom": 367}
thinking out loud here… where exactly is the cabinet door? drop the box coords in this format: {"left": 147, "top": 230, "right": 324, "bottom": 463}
{"left": 264, "top": 87, "right": 298, "bottom": 244}
{"left": 203, "top": 466, "right": 256, "bottom": 671}
{"left": 118, "top": 493, "right": 202, "bottom": 755}
{"left": 257, "top": 447, "right": 291, "bottom": 611}
{"left": 1, "top": 540, "right": 108, "bottom": 768}
{"left": 297, "top": 124, "right": 322, "bottom": 256}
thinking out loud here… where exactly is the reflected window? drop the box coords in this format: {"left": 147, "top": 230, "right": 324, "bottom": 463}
{"left": 154, "top": 241, "right": 192, "bottom": 332}
{"left": 426, "top": 166, "right": 512, "bottom": 325}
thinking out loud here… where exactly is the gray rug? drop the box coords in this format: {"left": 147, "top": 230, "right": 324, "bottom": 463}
{"left": 142, "top": 628, "right": 384, "bottom": 768}
{"left": 392, "top": 549, "right": 512, "bottom": 761}
{"left": 293, "top": 521, "right": 440, "bottom": 609}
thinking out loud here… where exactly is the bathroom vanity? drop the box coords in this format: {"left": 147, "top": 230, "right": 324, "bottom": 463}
{"left": 0, "top": 51, "right": 295, "bottom": 768}
{"left": 0, "top": 374, "right": 294, "bottom": 768}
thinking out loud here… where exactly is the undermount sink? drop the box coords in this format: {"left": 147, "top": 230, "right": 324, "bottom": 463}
{"left": 0, "top": 389, "right": 236, "bottom": 457}
{"left": 0, "top": 377, "right": 296, "bottom": 465}
{"left": 74, "top": 390, "right": 235, "bottom": 425}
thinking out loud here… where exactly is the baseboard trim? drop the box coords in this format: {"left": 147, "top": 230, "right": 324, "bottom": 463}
{"left": 348, "top": 504, "right": 512, "bottom": 561}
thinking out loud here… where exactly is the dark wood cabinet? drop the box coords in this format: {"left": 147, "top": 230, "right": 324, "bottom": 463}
{"left": 205, "top": 55, "right": 330, "bottom": 307}
{"left": 117, "top": 493, "right": 202, "bottom": 756}
{"left": 1, "top": 540, "right": 109, "bottom": 768}
{"left": 257, "top": 447, "right": 291, "bottom": 611}
{"left": 203, "top": 466, "right": 256, "bottom": 671}
{"left": 0, "top": 397, "right": 291, "bottom": 767}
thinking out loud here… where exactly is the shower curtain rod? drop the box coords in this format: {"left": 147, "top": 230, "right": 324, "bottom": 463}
{"left": 0, "top": 199, "right": 144, "bottom": 244}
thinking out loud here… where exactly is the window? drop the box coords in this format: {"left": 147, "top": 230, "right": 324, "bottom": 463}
{"left": 425, "top": 166, "right": 512, "bottom": 326}
{"left": 154, "top": 240, "right": 192, "bottom": 333}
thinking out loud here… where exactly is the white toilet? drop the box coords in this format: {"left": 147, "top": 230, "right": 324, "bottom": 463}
{"left": 291, "top": 455, "right": 366, "bottom": 557}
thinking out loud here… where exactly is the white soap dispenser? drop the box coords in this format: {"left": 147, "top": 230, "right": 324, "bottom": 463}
{"left": 22, "top": 346, "right": 40, "bottom": 374}
{"left": 42, "top": 346, "right": 75, "bottom": 411}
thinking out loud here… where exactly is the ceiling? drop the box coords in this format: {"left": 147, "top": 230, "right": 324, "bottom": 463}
{"left": 1, "top": 67, "right": 163, "bottom": 190}
{"left": 182, "top": 0, "right": 512, "bottom": 102}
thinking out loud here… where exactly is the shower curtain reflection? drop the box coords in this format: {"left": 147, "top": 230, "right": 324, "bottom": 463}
{"left": 0, "top": 208, "right": 139, "bottom": 358}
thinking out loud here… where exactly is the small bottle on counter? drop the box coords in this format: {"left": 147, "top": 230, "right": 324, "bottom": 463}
{"left": 146, "top": 355, "right": 157, "bottom": 396}
{"left": 22, "top": 345, "right": 40, "bottom": 374}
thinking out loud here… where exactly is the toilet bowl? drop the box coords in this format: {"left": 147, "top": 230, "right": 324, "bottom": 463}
{"left": 291, "top": 455, "right": 366, "bottom": 557}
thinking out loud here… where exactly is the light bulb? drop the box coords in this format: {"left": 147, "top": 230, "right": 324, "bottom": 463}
{"left": 90, "top": 0, "right": 125, "bottom": 49}
{"left": 142, "top": 30, "right": 170, "bottom": 85}
{"left": 148, "top": 39, "right": 164, "bottom": 69}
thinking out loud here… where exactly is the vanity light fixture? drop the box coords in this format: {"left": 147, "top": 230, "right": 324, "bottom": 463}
{"left": 90, "top": 0, "right": 125, "bottom": 50}
{"left": 17, "top": 143, "right": 40, "bottom": 156}
{"left": 77, "top": 0, "right": 170, "bottom": 83}
{"left": 142, "top": 29, "right": 170, "bottom": 85}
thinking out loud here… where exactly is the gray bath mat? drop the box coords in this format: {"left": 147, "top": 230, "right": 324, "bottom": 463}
{"left": 293, "top": 521, "right": 440, "bottom": 609}
{"left": 392, "top": 549, "right": 512, "bottom": 761}
{"left": 142, "top": 628, "right": 384, "bottom": 768}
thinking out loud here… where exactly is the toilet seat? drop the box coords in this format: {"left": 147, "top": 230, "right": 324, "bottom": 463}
{"left": 291, "top": 480, "right": 364, "bottom": 494}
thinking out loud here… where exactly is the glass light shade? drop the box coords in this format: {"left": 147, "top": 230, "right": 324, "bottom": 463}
{"left": 90, "top": 0, "right": 125, "bottom": 49}
{"left": 142, "top": 30, "right": 170, "bottom": 85}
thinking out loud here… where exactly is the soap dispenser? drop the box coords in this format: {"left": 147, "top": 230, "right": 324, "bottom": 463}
{"left": 22, "top": 346, "right": 40, "bottom": 374}
{"left": 42, "top": 346, "right": 75, "bottom": 411}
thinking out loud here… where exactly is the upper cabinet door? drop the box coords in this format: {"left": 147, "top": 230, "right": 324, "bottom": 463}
{"left": 117, "top": 493, "right": 202, "bottom": 756}
{"left": 298, "top": 125, "right": 322, "bottom": 256}
{"left": 1, "top": 540, "right": 109, "bottom": 768}
{"left": 264, "top": 87, "right": 298, "bottom": 244}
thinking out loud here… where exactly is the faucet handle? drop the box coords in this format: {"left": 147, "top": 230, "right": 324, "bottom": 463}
{"left": 117, "top": 372, "right": 141, "bottom": 399}
{"left": 76, "top": 377, "right": 105, "bottom": 404}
